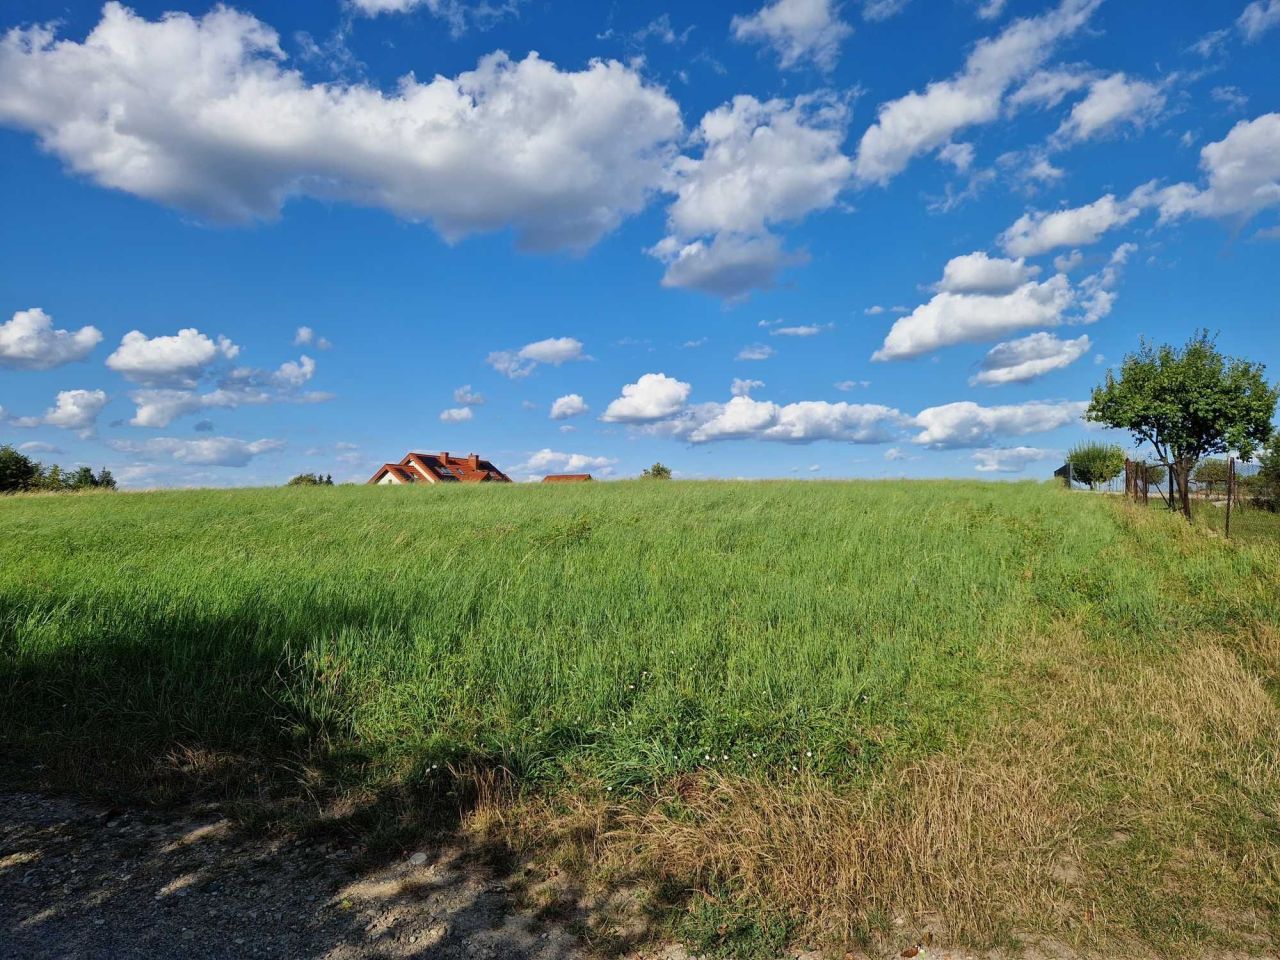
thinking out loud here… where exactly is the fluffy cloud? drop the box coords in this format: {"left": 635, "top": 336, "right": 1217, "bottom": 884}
{"left": 12, "top": 389, "right": 109, "bottom": 437}
{"left": 18, "top": 441, "right": 63, "bottom": 455}
{"left": 935, "top": 251, "right": 1039, "bottom": 295}
{"left": 453, "top": 384, "right": 485, "bottom": 405}
{"left": 600, "top": 372, "right": 691, "bottom": 422}
{"left": 439, "top": 407, "right": 473, "bottom": 422}
{"left": 109, "top": 436, "right": 285, "bottom": 467}
{"left": 487, "top": 337, "right": 586, "bottom": 378}
{"left": 1000, "top": 191, "right": 1145, "bottom": 256}
{"left": 0, "top": 4, "right": 682, "bottom": 252}
{"left": 106, "top": 328, "right": 239, "bottom": 386}
{"left": 873, "top": 273, "right": 1074, "bottom": 361}
{"left": 654, "top": 93, "right": 851, "bottom": 299}
{"left": 1157, "top": 113, "right": 1280, "bottom": 222}
{"left": 972, "top": 446, "right": 1058, "bottom": 472}
{"left": 684, "top": 396, "right": 907, "bottom": 443}
{"left": 912, "top": 399, "right": 1086, "bottom": 447}
{"left": 550, "top": 394, "right": 589, "bottom": 419}
{"left": 737, "top": 344, "right": 776, "bottom": 360}
{"left": 1007, "top": 67, "right": 1092, "bottom": 110}
{"left": 731, "top": 0, "right": 853, "bottom": 71}
{"left": 516, "top": 448, "right": 616, "bottom": 478}
{"left": 854, "top": 0, "right": 1101, "bottom": 184}
{"left": 650, "top": 233, "right": 802, "bottom": 299}
{"left": 1053, "top": 73, "right": 1165, "bottom": 143}
{"left": 0, "top": 308, "right": 102, "bottom": 370}
{"left": 731, "top": 378, "right": 765, "bottom": 397}
{"left": 1238, "top": 0, "right": 1280, "bottom": 41}
{"left": 970, "top": 332, "right": 1091, "bottom": 385}
{"left": 294, "top": 326, "right": 331, "bottom": 350}
{"left": 127, "top": 353, "right": 329, "bottom": 427}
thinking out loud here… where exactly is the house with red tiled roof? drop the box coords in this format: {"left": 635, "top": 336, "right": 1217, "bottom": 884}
{"left": 541, "top": 474, "right": 593, "bottom": 483}
{"left": 368, "top": 452, "right": 511, "bottom": 485}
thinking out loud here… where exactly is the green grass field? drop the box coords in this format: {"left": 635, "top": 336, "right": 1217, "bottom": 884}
{"left": 3, "top": 480, "right": 1279, "bottom": 957}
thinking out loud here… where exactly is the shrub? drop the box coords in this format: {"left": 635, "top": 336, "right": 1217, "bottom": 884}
{"left": 287, "top": 473, "right": 334, "bottom": 486}
{"left": 1065, "top": 442, "right": 1125, "bottom": 490}
{"left": 640, "top": 462, "right": 673, "bottom": 480}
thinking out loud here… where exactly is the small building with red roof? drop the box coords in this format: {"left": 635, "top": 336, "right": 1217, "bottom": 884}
{"left": 368, "top": 451, "right": 512, "bottom": 485}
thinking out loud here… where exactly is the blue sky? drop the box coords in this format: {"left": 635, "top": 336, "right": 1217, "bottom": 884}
{"left": 0, "top": 0, "right": 1277, "bottom": 486}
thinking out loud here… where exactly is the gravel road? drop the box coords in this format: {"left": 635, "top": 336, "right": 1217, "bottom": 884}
{"left": 0, "top": 792, "right": 690, "bottom": 960}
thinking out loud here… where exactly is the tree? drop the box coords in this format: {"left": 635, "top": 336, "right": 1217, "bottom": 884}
{"left": 1192, "top": 459, "right": 1231, "bottom": 498}
{"left": 1065, "top": 442, "right": 1125, "bottom": 490}
{"left": 640, "top": 462, "right": 672, "bottom": 480}
{"left": 1086, "top": 331, "right": 1278, "bottom": 519}
{"left": 0, "top": 445, "right": 41, "bottom": 493}
{"left": 1258, "top": 433, "right": 1280, "bottom": 509}
{"left": 287, "top": 472, "right": 333, "bottom": 486}
{"left": 0, "top": 445, "right": 116, "bottom": 494}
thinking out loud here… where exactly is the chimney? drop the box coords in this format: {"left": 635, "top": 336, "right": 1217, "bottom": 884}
{"left": 467, "top": 453, "right": 479, "bottom": 470}
{"left": 439, "top": 451, "right": 449, "bottom": 465}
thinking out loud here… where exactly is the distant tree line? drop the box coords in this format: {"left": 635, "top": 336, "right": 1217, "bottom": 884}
{"left": 0, "top": 444, "right": 116, "bottom": 494}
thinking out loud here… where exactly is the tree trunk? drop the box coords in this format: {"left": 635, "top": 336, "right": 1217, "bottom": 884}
{"left": 1175, "top": 459, "right": 1194, "bottom": 520}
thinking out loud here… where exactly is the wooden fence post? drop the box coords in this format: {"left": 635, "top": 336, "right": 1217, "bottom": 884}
{"left": 1225, "top": 456, "right": 1235, "bottom": 539}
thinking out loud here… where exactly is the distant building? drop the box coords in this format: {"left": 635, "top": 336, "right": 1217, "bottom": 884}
{"left": 542, "top": 473, "right": 593, "bottom": 483}
{"left": 368, "top": 451, "right": 511, "bottom": 485}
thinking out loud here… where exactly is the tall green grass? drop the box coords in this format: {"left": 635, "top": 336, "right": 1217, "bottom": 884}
{"left": 0, "top": 480, "right": 1267, "bottom": 789}
{"left": 5, "top": 479, "right": 1280, "bottom": 952}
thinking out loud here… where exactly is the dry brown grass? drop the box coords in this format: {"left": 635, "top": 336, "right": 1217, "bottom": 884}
{"left": 472, "top": 619, "right": 1280, "bottom": 957}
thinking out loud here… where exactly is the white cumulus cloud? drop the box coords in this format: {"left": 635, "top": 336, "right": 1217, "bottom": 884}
{"left": 970, "top": 332, "right": 1091, "bottom": 386}
{"left": 439, "top": 407, "right": 473, "bottom": 422}
{"left": 685, "top": 396, "right": 907, "bottom": 444}
{"left": 454, "top": 384, "right": 485, "bottom": 405}
{"left": 0, "top": 4, "right": 682, "bottom": 252}
{"left": 653, "top": 93, "right": 851, "bottom": 299}
{"left": 935, "top": 251, "right": 1040, "bottom": 295}
{"left": 516, "top": 448, "right": 616, "bottom": 478}
{"left": 1000, "top": 190, "right": 1146, "bottom": 256}
{"left": 487, "top": 337, "right": 587, "bottom": 378}
{"left": 854, "top": 0, "right": 1101, "bottom": 184}
{"left": 600, "top": 372, "right": 691, "bottom": 423}
{"left": 1053, "top": 73, "right": 1165, "bottom": 143}
{"left": 873, "top": 273, "right": 1074, "bottom": 361}
{"left": 106, "top": 328, "right": 239, "bottom": 386}
{"left": 549, "top": 394, "right": 589, "bottom": 419}
{"left": 0, "top": 308, "right": 102, "bottom": 370}
{"left": 731, "top": 0, "right": 853, "bottom": 71}
{"left": 912, "top": 399, "right": 1086, "bottom": 447}
{"left": 12, "top": 389, "right": 109, "bottom": 437}
{"left": 1157, "top": 113, "right": 1280, "bottom": 222}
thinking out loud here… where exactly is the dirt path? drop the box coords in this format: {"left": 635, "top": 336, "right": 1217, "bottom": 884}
{"left": 0, "top": 791, "right": 1121, "bottom": 960}
{"left": 0, "top": 792, "right": 692, "bottom": 960}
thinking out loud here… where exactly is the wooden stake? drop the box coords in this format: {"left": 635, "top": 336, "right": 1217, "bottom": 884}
{"left": 1225, "top": 456, "right": 1235, "bottom": 540}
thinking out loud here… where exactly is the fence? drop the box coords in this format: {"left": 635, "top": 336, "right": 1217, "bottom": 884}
{"left": 1120, "top": 457, "right": 1270, "bottom": 540}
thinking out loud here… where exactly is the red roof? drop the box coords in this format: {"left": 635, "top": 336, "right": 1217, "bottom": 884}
{"left": 368, "top": 451, "right": 511, "bottom": 485}
{"left": 542, "top": 474, "right": 593, "bottom": 482}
